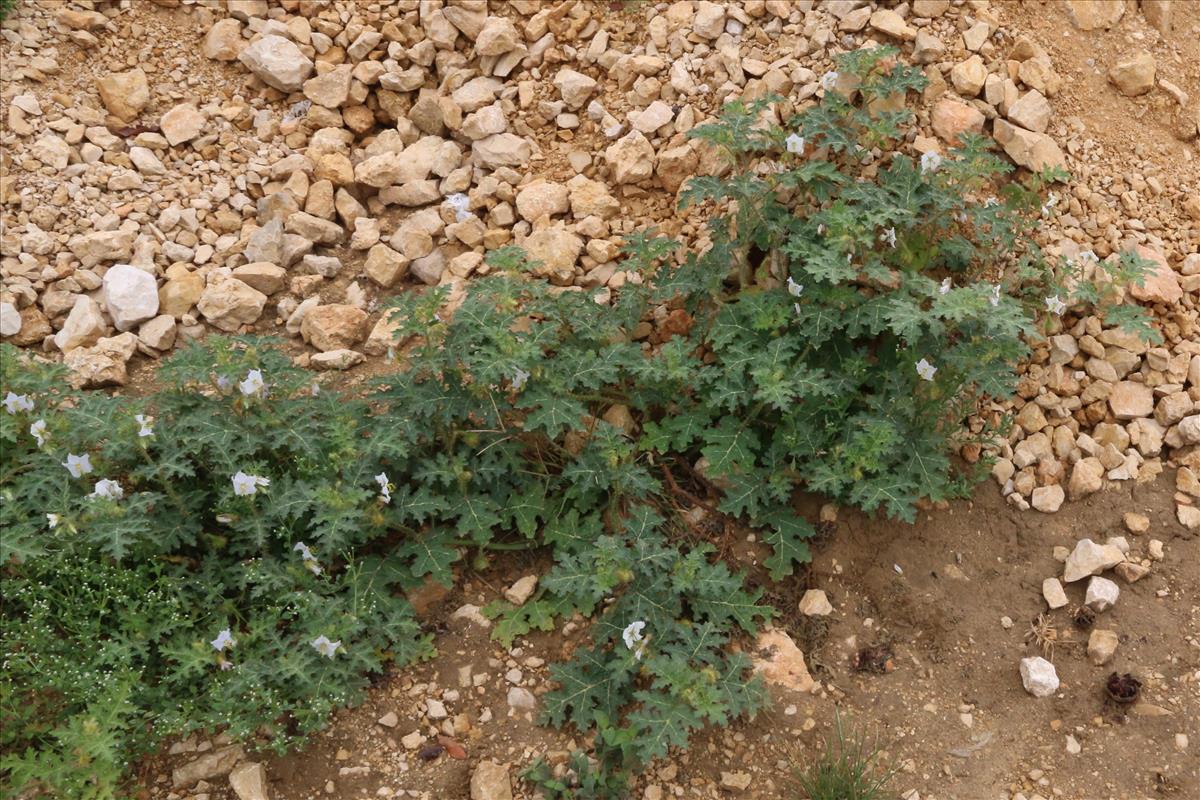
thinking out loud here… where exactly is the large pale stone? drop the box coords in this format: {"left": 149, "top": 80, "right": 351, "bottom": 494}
{"left": 232, "top": 263, "right": 287, "bottom": 295}
{"left": 54, "top": 296, "right": 106, "bottom": 352}
{"left": 471, "top": 133, "right": 531, "bottom": 169}
{"left": 751, "top": 629, "right": 815, "bottom": 693}
{"left": 1007, "top": 90, "right": 1052, "bottom": 133}
{"left": 1019, "top": 656, "right": 1059, "bottom": 697}
{"left": 1109, "top": 51, "right": 1156, "bottom": 97}
{"left": 1087, "top": 629, "right": 1118, "bottom": 665}
{"left": 197, "top": 279, "right": 267, "bottom": 332}
{"left": 95, "top": 69, "right": 149, "bottom": 122}
{"left": 1128, "top": 245, "right": 1182, "bottom": 305}
{"left": 301, "top": 304, "right": 368, "bottom": 352}
{"left": 364, "top": 244, "right": 409, "bottom": 288}
{"left": 172, "top": 745, "right": 245, "bottom": 789}
{"left": 303, "top": 64, "right": 353, "bottom": 108}
{"left": 993, "top": 120, "right": 1067, "bottom": 173}
{"left": 1066, "top": 0, "right": 1125, "bottom": 30}
{"left": 1108, "top": 380, "right": 1153, "bottom": 419}
{"left": 553, "top": 68, "right": 597, "bottom": 109}
{"left": 69, "top": 229, "right": 134, "bottom": 268}
{"left": 203, "top": 18, "right": 245, "bottom": 60}
{"left": 160, "top": 103, "right": 206, "bottom": 147}
{"left": 931, "top": 96, "right": 985, "bottom": 144}
{"left": 523, "top": 228, "right": 582, "bottom": 285}
{"left": 102, "top": 264, "right": 159, "bottom": 331}
{"left": 515, "top": 180, "right": 569, "bottom": 222}
{"left": 470, "top": 761, "right": 513, "bottom": 800}
{"left": 605, "top": 130, "right": 655, "bottom": 186}
{"left": 239, "top": 34, "right": 313, "bottom": 92}
{"left": 1063, "top": 538, "right": 1124, "bottom": 582}
{"left": 228, "top": 761, "right": 270, "bottom": 800}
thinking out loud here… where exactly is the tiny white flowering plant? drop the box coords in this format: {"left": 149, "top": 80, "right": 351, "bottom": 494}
{"left": 0, "top": 340, "right": 432, "bottom": 798}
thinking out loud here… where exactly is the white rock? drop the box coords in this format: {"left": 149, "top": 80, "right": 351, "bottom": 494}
{"left": 228, "top": 762, "right": 270, "bottom": 800}
{"left": 1085, "top": 576, "right": 1119, "bottom": 612}
{"left": 1062, "top": 538, "right": 1124, "bottom": 582}
{"left": 1019, "top": 656, "right": 1059, "bottom": 698}
{"left": 503, "top": 575, "right": 538, "bottom": 606}
{"left": 0, "top": 302, "right": 20, "bottom": 337}
{"left": 54, "top": 296, "right": 106, "bottom": 352}
{"left": 798, "top": 589, "right": 833, "bottom": 616}
{"left": 1041, "top": 577, "right": 1068, "bottom": 609}
{"left": 239, "top": 34, "right": 313, "bottom": 92}
{"left": 506, "top": 686, "right": 536, "bottom": 710}
{"left": 102, "top": 264, "right": 159, "bottom": 331}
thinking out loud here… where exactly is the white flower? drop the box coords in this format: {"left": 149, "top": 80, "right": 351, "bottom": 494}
{"left": 375, "top": 472, "right": 392, "bottom": 504}
{"left": 786, "top": 276, "right": 804, "bottom": 297}
{"left": 622, "top": 620, "right": 647, "bottom": 659}
{"left": 88, "top": 479, "right": 124, "bottom": 500}
{"left": 1045, "top": 295, "right": 1067, "bottom": 315}
{"left": 4, "top": 392, "right": 34, "bottom": 415}
{"left": 785, "top": 133, "right": 805, "bottom": 154}
{"left": 939, "top": 277, "right": 952, "bottom": 295}
{"left": 1078, "top": 250, "right": 1098, "bottom": 263}
{"left": 881, "top": 227, "right": 896, "bottom": 248}
{"left": 238, "top": 369, "right": 265, "bottom": 397}
{"left": 984, "top": 196, "right": 1000, "bottom": 208}
{"left": 793, "top": 302, "right": 803, "bottom": 316}
{"left": 1040, "top": 192, "right": 1058, "bottom": 216}
{"left": 817, "top": 223, "right": 826, "bottom": 236}
{"left": 218, "top": 657, "right": 234, "bottom": 671}
{"left": 294, "top": 541, "right": 322, "bottom": 575}
{"left": 512, "top": 367, "right": 531, "bottom": 391}
{"left": 311, "top": 382, "right": 320, "bottom": 397}
{"left": 216, "top": 375, "right": 232, "bottom": 392}
{"left": 63, "top": 453, "right": 93, "bottom": 478}
{"left": 231, "top": 471, "right": 270, "bottom": 496}
{"left": 311, "top": 635, "right": 342, "bottom": 658}
{"left": 915, "top": 358, "right": 938, "bottom": 382}
{"left": 47, "top": 513, "right": 59, "bottom": 529}
{"left": 135, "top": 414, "right": 154, "bottom": 438}
{"left": 29, "top": 419, "right": 47, "bottom": 447}
{"left": 989, "top": 283, "right": 1002, "bottom": 307}
{"left": 211, "top": 628, "right": 235, "bottom": 652}
{"left": 445, "top": 192, "right": 472, "bottom": 223}
{"left": 821, "top": 70, "right": 839, "bottom": 91}
{"left": 920, "top": 151, "right": 942, "bottom": 174}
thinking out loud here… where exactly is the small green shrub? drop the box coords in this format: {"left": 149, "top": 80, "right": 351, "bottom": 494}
{"left": 796, "top": 712, "right": 896, "bottom": 800}
{"left": 0, "top": 0, "right": 17, "bottom": 22}
{"left": 1, "top": 341, "right": 432, "bottom": 798}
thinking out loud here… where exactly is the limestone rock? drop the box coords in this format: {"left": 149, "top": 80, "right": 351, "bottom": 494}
{"left": 138, "top": 315, "right": 177, "bottom": 351}
{"left": 553, "top": 68, "right": 597, "bottom": 110}
{"left": 197, "top": 279, "right": 267, "bottom": 332}
{"left": 364, "top": 244, "right": 409, "bottom": 288}
{"left": 232, "top": 263, "right": 287, "bottom": 295}
{"left": 993, "top": 120, "right": 1067, "bottom": 172}
{"left": 516, "top": 180, "right": 569, "bottom": 222}
{"left": 1108, "top": 380, "right": 1153, "bottom": 419}
{"left": 69, "top": 229, "right": 134, "bottom": 268}
{"left": 1019, "top": 656, "right": 1059, "bottom": 697}
{"left": 475, "top": 17, "right": 521, "bottom": 56}
{"left": 751, "top": 629, "right": 815, "bottom": 693}
{"left": 303, "top": 64, "right": 353, "bottom": 108}
{"left": 1109, "top": 51, "right": 1156, "bottom": 97}
{"left": 410, "top": 250, "right": 446, "bottom": 285}
{"left": 95, "top": 69, "right": 149, "bottom": 123}
{"left": 470, "top": 761, "right": 513, "bottom": 800}
{"left": 605, "top": 130, "right": 655, "bottom": 186}
{"left": 159, "top": 270, "right": 204, "bottom": 317}
{"left": 1068, "top": 457, "right": 1104, "bottom": 500}
{"left": 239, "top": 34, "right": 313, "bottom": 92}
{"left": 54, "top": 296, "right": 106, "bottom": 352}
{"left": 102, "top": 264, "right": 159, "bottom": 331}
{"left": 229, "top": 762, "right": 270, "bottom": 800}
{"left": 1007, "top": 90, "right": 1052, "bottom": 133}
{"left": 503, "top": 575, "right": 538, "bottom": 606}
{"left": 1085, "top": 576, "right": 1119, "bottom": 612}
{"left": 693, "top": 2, "right": 727, "bottom": 39}
{"left": 1067, "top": 0, "right": 1125, "bottom": 30}
{"left": 1063, "top": 538, "right": 1124, "bottom": 582}
{"left": 203, "top": 18, "right": 245, "bottom": 61}
{"left": 471, "top": 133, "right": 531, "bottom": 169}
{"left": 172, "top": 745, "right": 245, "bottom": 788}
{"left": 0, "top": 302, "right": 20, "bottom": 337}
{"left": 523, "top": 228, "right": 582, "bottom": 285}
{"left": 950, "top": 55, "right": 987, "bottom": 96}
{"left": 1087, "top": 629, "right": 1118, "bottom": 665}
{"left": 310, "top": 349, "right": 365, "bottom": 370}
{"left": 798, "top": 589, "right": 833, "bottom": 616}
{"left": 1032, "top": 485, "right": 1064, "bottom": 513}
{"left": 301, "top": 304, "right": 368, "bottom": 352}
{"left": 931, "top": 97, "right": 984, "bottom": 144}
{"left": 1128, "top": 245, "right": 1182, "bottom": 304}
{"left": 1042, "top": 577, "right": 1068, "bottom": 609}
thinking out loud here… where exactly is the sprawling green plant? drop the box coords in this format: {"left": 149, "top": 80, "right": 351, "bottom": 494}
{"left": 1, "top": 342, "right": 432, "bottom": 798}
{"left": 794, "top": 712, "right": 896, "bottom": 800}
{"left": 1, "top": 45, "right": 1154, "bottom": 800}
